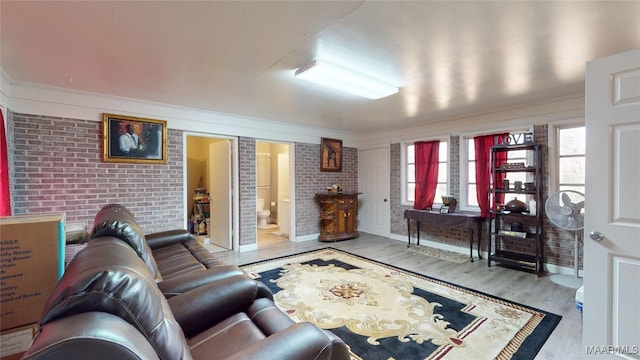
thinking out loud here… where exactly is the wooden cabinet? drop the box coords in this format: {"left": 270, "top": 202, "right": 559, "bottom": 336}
{"left": 315, "top": 193, "right": 359, "bottom": 241}
{"left": 488, "top": 143, "right": 543, "bottom": 274}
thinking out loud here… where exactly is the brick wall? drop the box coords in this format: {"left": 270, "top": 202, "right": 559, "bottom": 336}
{"left": 295, "top": 142, "right": 358, "bottom": 237}
{"left": 9, "top": 113, "right": 184, "bottom": 233}
{"left": 391, "top": 137, "right": 478, "bottom": 249}
{"left": 389, "top": 143, "right": 404, "bottom": 235}
{"left": 535, "top": 124, "right": 580, "bottom": 269}
{"left": 7, "top": 113, "right": 360, "bottom": 247}
{"left": 7, "top": 113, "right": 578, "bottom": 268}
{"left": 238, "top": 137, "right": 257, "bottom": 245}
{"left": 389, "top": 125, "right": 578, "bottom": 269}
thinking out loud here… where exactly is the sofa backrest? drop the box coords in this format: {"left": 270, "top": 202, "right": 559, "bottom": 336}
{"left": 39, "top": 237, "right": 192, "bottom": 360}
{"left": 90, "top": 203, "right": 162, "bottom": 281}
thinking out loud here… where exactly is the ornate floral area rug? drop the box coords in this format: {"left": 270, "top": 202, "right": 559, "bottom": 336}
{"left": 241, "top": 248, "right": 561, "bottom": 360}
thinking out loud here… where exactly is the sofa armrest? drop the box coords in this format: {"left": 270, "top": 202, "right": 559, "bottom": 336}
{"left": 145, "top": 229, "right": 194, "bottom": 249}
{"left": 225, "top": 322, "right": 351, "bottom": 360}
{"left": 167, "top": 275, "right": 259, "bottom": 337}
{"left": 157, "top": 265, "right": 245, "bottom": 298}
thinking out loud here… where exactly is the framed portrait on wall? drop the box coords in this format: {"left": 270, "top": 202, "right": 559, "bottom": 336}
{"left": 102, "top": 113, "right": 168, "bottom": 164}
{"left": 320, "top": 137, "right": 342, "bottom": 172}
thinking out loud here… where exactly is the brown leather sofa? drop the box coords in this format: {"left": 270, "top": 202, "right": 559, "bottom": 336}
{"left": 89, "top": 204, "right": 261, "bottom": 297}
{"left": 21, "top": 237, "right": 351, "bottom": 359}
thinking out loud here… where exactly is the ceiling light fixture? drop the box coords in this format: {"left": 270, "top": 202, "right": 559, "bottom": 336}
{"left": 295, "top": 60, "right": 398, "bottom": 100}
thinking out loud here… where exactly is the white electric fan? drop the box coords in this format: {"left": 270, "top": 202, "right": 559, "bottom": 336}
{"left": 545, "top": 190, "right": 585, "bottom": 289}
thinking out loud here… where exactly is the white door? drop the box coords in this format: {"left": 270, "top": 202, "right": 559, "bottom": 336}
{"left": 358, "top": 147, "right": 390, "bottom": 236}
{"left": 209, "top": 140, "right": 232, "bottom": 249}
{"left": 583, "top": 49, "right": 640, "bottom": 357}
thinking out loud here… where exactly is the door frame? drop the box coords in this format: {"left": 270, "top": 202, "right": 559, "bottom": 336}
{"left": 254, "top": 139, "right": 295, "bottom": 244}
{"left": 183, "top": 132, "right": 239, "bottom": 251}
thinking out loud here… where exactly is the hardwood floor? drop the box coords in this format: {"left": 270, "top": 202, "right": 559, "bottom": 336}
{"left": 215, "top": 233, "right": 583, "bottom": 360}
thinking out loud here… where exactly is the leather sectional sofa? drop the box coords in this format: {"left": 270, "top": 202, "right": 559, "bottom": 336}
{"left": 21, "top": 205, "right": 350, "bottom": 359}
{"left": 88, "top": 204, "right": 265, "bottom": 297}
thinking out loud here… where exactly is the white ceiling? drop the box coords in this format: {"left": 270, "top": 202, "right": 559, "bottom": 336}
{"left": 1, "top": 1, "right": 639, "bottom": 133}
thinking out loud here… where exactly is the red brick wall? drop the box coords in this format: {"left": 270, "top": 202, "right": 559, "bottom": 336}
{"left": 238, "top": 137, "right": 257, "bottom": 245}
{"left": 9, "top": 113, "right": 184, "bottom": 233}
{"left": 390, "top": 124, "right": 580, "bottom": 269}
{"left": 8, "top": 112, "right": 577, "bottom": 268}
{"left": 295, "top": 142, "right": 358, "bottom": 236}
{"left": 7, "top": 113, "right": 360, "bottom": 245}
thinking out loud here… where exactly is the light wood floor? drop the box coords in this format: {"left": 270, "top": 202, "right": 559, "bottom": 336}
{"left": 215, "top": 233, "right": 583, "bottom": 360}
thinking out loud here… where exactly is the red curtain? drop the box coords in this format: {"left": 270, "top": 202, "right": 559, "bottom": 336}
{"left": 414, "top": 141, "right": 440, "bottom": 210}
{"left": 474, "top": 134, "right": 508, "bottom": 218}
{"left": 0, "top": 110, "right": 11, "bottom": 216}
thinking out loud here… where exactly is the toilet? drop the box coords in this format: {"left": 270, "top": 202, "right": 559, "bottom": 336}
{"left": 256, "top": 199, "right": 271, "bottom": 227}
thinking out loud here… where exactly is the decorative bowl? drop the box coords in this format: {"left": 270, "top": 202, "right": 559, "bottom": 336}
{"left": 505, "top": 198, "right": 527, "bottom": 213}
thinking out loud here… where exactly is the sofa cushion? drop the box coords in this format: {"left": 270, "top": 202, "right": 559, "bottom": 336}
{"left": 40, "top": 237, "right": 191, "bottom": 360}
{"left": 90, "top": 204, "right": 162, "bottom": 281}
{"left": 188, "top": 313, "right": 266, "bottom": 359}
{"left": 151, "top": 241, "right": 225, "bottom": 280}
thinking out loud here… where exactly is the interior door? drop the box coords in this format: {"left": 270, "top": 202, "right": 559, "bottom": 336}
{"left": 209, "top": 140, "right": 232, "bottom": 249}
{"left": 358, "top": 147, "right": 390, "bottom": 236}
{"left": 583, "top": 49, "right": 640, "bottom": 356}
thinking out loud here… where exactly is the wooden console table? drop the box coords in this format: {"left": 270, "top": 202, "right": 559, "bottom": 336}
{"left": 404, "top": 209, "right": 484, "bottom": 262}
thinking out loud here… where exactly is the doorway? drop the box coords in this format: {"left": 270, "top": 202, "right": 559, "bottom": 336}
{"left": 185, "top": 134, "right": 237, "bottom": 252}
{"left": 256, "top": 141, "right": 291, "bottom": 246}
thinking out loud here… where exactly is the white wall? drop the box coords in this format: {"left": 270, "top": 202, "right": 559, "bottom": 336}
{"left": 355, "top": 94, "right": 585, "bottom": 148}
{"left": 2, "top": 72, "right": 584, "bottom": 149}
{"left": 0, "top": 76, "right": 358, "bottom": 147}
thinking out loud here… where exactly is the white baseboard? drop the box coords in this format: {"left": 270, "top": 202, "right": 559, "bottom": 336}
{"left": 294, "top": 233, "right": 319, "bottom": 242}
{"left": 388, "top": 233, "right": 581, "bottom": 276}
{"left": 239, "top": 243, "right": 258, "bottom": 252}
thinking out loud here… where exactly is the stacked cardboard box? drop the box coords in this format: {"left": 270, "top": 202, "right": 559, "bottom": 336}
{"left": 0, "top": 214, "right": 65, "bottom": 359}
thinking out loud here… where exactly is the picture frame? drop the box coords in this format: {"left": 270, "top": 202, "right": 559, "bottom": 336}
{"left": 102, "top": 113, "right": 168, "bottom": 164}
{"left": 440, "top": 206, "right": 450, "bottom": 214}
{"left": 320, "top": 137, "right": 342, "bottom": 172}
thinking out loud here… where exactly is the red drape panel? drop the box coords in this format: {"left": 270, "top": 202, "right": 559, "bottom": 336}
{"left": 474, "top": 134, "right": 508, "bottom": 218}
{"left": 0, "top": 110, "right": 11, "bottom": 216}
{"left": 414, "top": 141, "right": 440, "bottom": 210}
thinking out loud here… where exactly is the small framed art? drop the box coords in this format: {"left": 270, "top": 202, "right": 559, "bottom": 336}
{"left": 320, "top": 137, "right": 342, "bottom": 172}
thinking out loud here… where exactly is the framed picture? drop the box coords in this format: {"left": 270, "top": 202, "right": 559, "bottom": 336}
{"left": 440, "top": 206, "right": 450, "bottom": 214}
{"left": 320, "top": 137, "right": 342, "bottom": 172}
{"left": 102, "top": 113, "right": 168, "bottom": 164}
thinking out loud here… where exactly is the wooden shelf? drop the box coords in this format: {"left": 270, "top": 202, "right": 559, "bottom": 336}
{"left": 488, "top": 143, "right": 543, "bottom": 275}
{"left": 489, "top": 250, "right": 538, "bottom": 272}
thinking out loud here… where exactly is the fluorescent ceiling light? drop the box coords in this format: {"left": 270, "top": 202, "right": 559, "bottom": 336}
{"left": 295, "top": 60, "right": 398, "bottom": 100}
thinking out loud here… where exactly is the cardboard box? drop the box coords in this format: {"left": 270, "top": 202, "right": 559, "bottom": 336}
{"left": 0, "top": 214, "right": 65, "bottom": 331}
{"left": 0, "top": 323, "right": 37, "bottom": 360}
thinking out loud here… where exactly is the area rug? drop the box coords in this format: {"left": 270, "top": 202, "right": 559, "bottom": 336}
{"left": 406, "top": 245, "right": 469, "bottom": 264}
{"left": 241, "top": 248, "right": 561, "bottom": 360}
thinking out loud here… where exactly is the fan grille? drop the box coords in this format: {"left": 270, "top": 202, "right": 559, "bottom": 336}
{"left": 545, "top": 190, "right": 585, "bottom": 230}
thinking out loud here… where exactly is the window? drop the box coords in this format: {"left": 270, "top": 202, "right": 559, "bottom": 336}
{"left": 403, "top": 140, "right": 448, "bottom": 205}
{"left": 466, "top": 139, "right": 478, "bottom": 209}
{"left": 557, "top": 125, "right": 586, "bottom": 194}
{"left": 461, "top": 128, "right": 530, "bottom": 212}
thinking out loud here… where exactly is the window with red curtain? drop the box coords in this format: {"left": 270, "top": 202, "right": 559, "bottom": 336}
{"left": 414, "top": 140, "right": 439, "bottom": 210}
{"left": 474, "top": 134, "right": 508, "bottom": 218}
{"left": 1, "top": 110, "right": 11, "bottom": 216}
